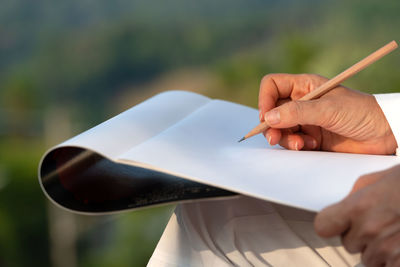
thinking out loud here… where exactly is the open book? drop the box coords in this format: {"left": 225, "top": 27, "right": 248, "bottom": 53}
{"left": 39, "top": 90, "right": 400, "bottom": 214}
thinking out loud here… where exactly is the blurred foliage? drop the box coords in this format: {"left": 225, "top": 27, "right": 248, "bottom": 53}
{"left": 0, "top": 139, "right": 49, "bottom": 266}
{"left": 77, "top": 206, "right": 173, "bottom": 267}
{"left": 1, "top": 0, "right": 400, "bottom": 266}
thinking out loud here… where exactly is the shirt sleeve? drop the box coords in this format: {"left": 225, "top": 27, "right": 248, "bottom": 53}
{"left": 374, "top": 93, "right": 400, "bottom": 155}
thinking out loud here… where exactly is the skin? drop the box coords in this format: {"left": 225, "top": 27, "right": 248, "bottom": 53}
{"left": 258, "top": 73, "right": 397, "bottom": 155}
{"left": 258, "top": 73, "right": 399, "bottom": 266}
{"left": 315, "top": 166, "right": 400, "bottom": 267}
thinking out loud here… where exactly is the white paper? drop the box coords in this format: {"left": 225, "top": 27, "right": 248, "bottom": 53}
{"left": 118, "top": 97, "right": 400, "bottom": 212}
{"left": 41, "top": 91, "right": 400, "bottom": 212}
{"left": 58, "top": 91, "right": 211, "bottom": 158}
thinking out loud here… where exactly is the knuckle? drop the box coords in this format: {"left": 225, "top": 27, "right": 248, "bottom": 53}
{"left": 350, "top": 197, "right": 371, "bottom": 215}
{"left": 309, "top": 73, "right": 328, "bottom": 84}
{"left": 352, "top": 175, "right": 370, "bottom": 190}
{"left": 388, "top": 254, "right": 400, "bottom": 267}
{"left": 376, "top": 241, "right": 393, "bottom": 260}
{"left": 361, "top": 251, "right": 371, "bottom": 266}
{"left": 287, "top": 101, "right": 303, "bottom": 120}
{"left": 260, "top": 73, "right": 276, "bottom": 86}
{"left": 260, "top": 75, "right": 270, "bottom": 86}
{"left": 361, "top": 250, "right": 381, "bottom": 267}
{"left": 303, "top": 73, "right": 327, "bottom": 91}
{"left": 360, "top": 221, "right": 381, "bottom": 240}
{"left": 309, "top": 73, "right": 325, "bottom": 80}
{"left": 342, "top": 235, "right": 360, "bottom": 253}
{"left": 358, "top": 174, "right": 369, "bottom": 181}
{"left": 299, "top": 73, "right": 319, "bottom": 81}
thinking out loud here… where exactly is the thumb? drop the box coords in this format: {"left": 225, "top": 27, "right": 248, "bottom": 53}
{"left": 264, "top": 99, "right": 325, "bottom": 129}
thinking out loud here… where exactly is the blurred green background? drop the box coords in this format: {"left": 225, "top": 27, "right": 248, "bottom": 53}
{"left": 1, "top": 0, "right": 400, "bottom": 266}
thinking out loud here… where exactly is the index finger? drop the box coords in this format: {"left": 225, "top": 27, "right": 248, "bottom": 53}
{"left": 258, "top": 73, "right": 327, "bottom": 120}
{"left": 314, "top": 198, "right": 352, "bottom": 238}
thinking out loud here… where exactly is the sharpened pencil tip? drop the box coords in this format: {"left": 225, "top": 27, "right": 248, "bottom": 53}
{"left": 238, "top": 137, "right": 245, "bottom": 143}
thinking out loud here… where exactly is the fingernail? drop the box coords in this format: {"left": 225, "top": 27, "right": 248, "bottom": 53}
{"left": 268, "top": 134, "right": 272, "bottom": 145}
{"left": 306, "top": 139, "right": 317, "bottom": 149}
{"left": 259, "top": 111, "right": 263, "bottom": 122}
{"left": 265, "top": 110, "right": 280, "bottom": 125}
{"left": 288, "top": 140, "right": 298, "bottom": 150}
{"left": 295, "top": 141, "right": 299, "bottom": 151}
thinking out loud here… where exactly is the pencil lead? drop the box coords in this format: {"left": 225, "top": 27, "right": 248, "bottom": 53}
{"left": 238, "top": 137, "right": 245, "bottom": 143}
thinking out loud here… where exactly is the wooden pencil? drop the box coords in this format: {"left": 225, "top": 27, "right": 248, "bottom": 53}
{"left": 239, "top": 40, "right": 398, "bottom": 142}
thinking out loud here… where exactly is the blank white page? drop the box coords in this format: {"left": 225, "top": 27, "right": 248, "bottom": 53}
{"left": 57, "top": 91, "right": 211, "bottom": 159}
{"left": 119, "top": 99, "right": 400, "bottom": 212}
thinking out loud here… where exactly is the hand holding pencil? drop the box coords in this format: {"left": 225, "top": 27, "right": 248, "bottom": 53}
{"left": 244, "top": 41, "right": 398, "bottom": 155}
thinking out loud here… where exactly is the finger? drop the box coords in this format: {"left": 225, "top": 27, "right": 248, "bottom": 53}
{"left": 340, "top": 205, "right": 378, "bottom": 253}
{"left": 388, "top": 250, "right": 400, "bottom": 267}
{"left": 278, "top": 132, "right": 318, "bottom": 151}
{"left": 276, "top": 98, "right": 291, "bottom": 107}
{"left": 279, "top": 132, "right": 305, "bottom": 151}
{"left": 362, "top": 225, "right": 400, "bottom": 267}
{"left": 300, "top": 125, "right": 322, "bottom": 150}
{"left": 301, "top": 134, "right": 318, "bottom": 150}
{"left": 258, "top": 73, "right": 327, "bottom": 117}
{"left": 314, "top": 199, "right": 352, "bottom": 238}
{"left": 341, "top": 224, "right": 368, "bottom": 253}
{"left": 259, "top": 74, "right": 295, "bottom": 118}
{"left": 340, "top": 185, "right": 387, "bottom": 253}
{"left": 264, "top": 128, "right": 281, "bottom": 146}
{"left": 265, "top": 126, "right": 300, "bottom": 146}
{"left": 264, "top": 99, "right": 327, "bottom": 129}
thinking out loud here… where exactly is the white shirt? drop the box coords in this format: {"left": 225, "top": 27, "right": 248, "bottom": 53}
{"left": 374, "top": 93, "right": 400, "bottom": 155}
{"left": 148, "top": 94, "right": 400, "bottom": 267}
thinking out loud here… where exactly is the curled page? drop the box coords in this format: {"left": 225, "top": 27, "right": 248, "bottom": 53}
{"left": 39, "top": 91, "right": 236, "bottom": 214}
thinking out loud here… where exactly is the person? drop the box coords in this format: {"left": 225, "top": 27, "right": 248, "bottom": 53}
{"left": 148, "top": 73, "right": 400, "bottom": 267}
